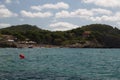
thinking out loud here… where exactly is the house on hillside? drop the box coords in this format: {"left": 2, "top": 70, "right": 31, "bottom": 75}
{"left": 82, "top": 31, "right": 91, "bottom": 37}
{"left": 17, "top": 40, "right": 36, "bottom": 48}
{"left": 18, "top": 39, "right": 36, "bottom": 44}
{"left": 2, "top": 35, "right": 16, "bottom": 42}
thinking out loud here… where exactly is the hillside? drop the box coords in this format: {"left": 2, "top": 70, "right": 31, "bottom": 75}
{"left": 0, "top": 24, "right": 120, "bottom": 48}
{"left": 81, "top": 24, "right": 120, "bottom": 48}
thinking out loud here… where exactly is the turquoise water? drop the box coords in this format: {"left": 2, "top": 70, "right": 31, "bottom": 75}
{"left": 0, "top": 48, "right": 120, "bottom": 80}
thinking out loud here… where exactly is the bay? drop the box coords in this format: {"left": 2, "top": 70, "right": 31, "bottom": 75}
{"left": 0, "top": 48, "right": 120, "bottom": 80}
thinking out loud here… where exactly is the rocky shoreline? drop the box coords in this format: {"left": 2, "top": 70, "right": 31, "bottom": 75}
{"left": 0, "top": 40, "right": 104, "bottom": 48}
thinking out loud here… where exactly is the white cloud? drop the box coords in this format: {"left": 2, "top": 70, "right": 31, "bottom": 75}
{"left": 82, "top": 0, "right": 120, "bottom": 8}
{"left": 5, "top": 0, "right": 11, "bottom": 4}
{"left": 55, "top": 8, "right": 120, "bottom": 22}
{"left": 49, "top": 22, "right": 79, "bottom": 31}
{"left": 31, "top": 2, "right": 69, "bottom": 11}
{"left": 55, "top": 10, "right": 71, "bottom": 18}
{"left": 0, "top": 23, "right": 11, "bottom": 28}
{"left": 88, "top": 15, "right": 116, "bottom": 22}
{"left": 56, "top": 9, "right": 93, "bottom": 19}
{"left": 21, "top": 10, "right": 53, "bottom": 18}
{"left": 89, "top": 12, "right": 120, "bottom": 22}
{"left": 71, "top": 9, "right": 94, "bottom": 18}
{"left": 5, "top": 0, "right": 20, "bottom": 4}
{"left": 91, "top": 8, "right": 112, "bottom": 15}
{"left": 0, "top": 5, "right": 18, "bottom": 18}
{"left": 55, "top": 8, "right": 112, "bottom": 19}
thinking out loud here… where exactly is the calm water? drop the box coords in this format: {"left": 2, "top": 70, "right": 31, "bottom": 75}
{"left": 0, "top": 48, "right": 120, "bottom": 80}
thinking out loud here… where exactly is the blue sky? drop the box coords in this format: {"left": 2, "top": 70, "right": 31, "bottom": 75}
{"left": 0, "top": 0, "right": 120, "bottom": 31}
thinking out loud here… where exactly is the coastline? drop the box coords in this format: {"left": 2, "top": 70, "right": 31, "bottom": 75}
{"left": 0, "top": 42, "right": 119, "bottom": 48}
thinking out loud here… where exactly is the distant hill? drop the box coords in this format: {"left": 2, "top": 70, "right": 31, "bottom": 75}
{"left": 81, "top": 24, "right": 120, "bottom": 48}
{"left": 0, "top": 24, "right": 41, "bottom": 33}
{"left": 81, "top": 24, "right": 120, "bottom": 35}
{"left": 0, "top": 24, "right": 120, "bottom": 48}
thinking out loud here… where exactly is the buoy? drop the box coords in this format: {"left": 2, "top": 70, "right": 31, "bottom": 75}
{"left": 19, "top": 54, "right": 25, "bottom": 59}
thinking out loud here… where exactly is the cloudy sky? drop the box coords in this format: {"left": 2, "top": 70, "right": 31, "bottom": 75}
{"left": 0, "top": 0, "right": 120, "bottom": 31}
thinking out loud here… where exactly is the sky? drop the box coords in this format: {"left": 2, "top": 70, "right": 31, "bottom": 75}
{"left": 0, "top": 0, "right": 120, "bottom": 31}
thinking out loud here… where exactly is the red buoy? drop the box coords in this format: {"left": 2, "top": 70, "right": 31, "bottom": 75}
{"left": 19, "top": 54, "right": 25, "bottom": 59}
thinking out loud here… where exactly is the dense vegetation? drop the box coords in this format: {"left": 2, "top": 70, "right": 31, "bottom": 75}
{"left": 0, "top": 24, "right": 120, "bottom": 48}
{"left": 82, "top": 24, "right": 120, "bottom": 48}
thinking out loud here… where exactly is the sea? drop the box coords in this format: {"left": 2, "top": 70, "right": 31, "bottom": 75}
{"left": 0, "top": 48, "right": 120, "bottom": 80}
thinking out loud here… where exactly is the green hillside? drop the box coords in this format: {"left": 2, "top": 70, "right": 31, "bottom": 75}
{"left": 0, "top": 24, "right": 120, "bottom": 48}
{"left": 81, "top": 24, "right": 120, "bottom": 48}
